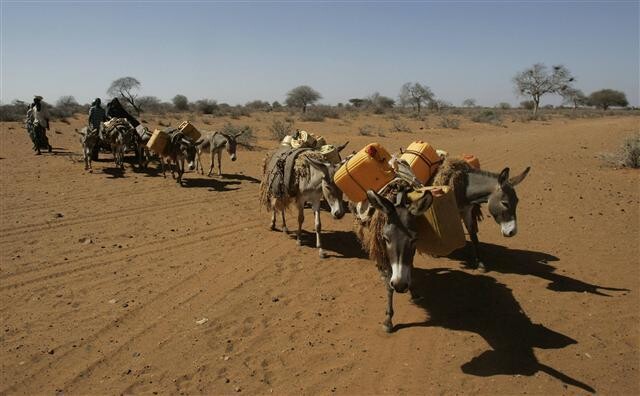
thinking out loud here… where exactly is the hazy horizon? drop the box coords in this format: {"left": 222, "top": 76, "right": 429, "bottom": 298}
{"left": 1, "top": 1, "right": 638, "bottom": 107}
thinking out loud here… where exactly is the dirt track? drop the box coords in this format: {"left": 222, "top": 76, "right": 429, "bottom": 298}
{"left": 1, "top": 114, "right": 638, "bottom": 395}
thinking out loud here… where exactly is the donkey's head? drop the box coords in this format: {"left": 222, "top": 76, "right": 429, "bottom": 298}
{"left": 306, "top": 157, "right": 345, "bottom": 219}
{"left": 221, "top": 131, "right": 244, "bottom": 162}
{"left": 174, "top": 133, "right": 200, "bottom": 170}
{"left": 486, "top": 167, "right": 530, "bottom": 237}
{"left": 367, "top": 189, "right": 433, "bottom": 293}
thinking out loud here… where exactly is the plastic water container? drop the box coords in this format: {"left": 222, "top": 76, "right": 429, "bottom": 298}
{"left": 410, "top": 186, "right": 466, "bottom": 257}
{"left": 147, "top": 129, "right": 169, "bottom": 154}
{"left": 463, "top": 154, "right": 481, "bottom": 170}
{"left": 334, "top": 143, "right": 396, "bottom": 202}
{"left": 400, "top": 141, "right": 442, "bottom": 184}
{"left": 178, "top": 121, "right": 201, "bottom": 141}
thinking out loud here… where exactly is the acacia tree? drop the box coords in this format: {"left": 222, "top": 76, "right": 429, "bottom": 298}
{"left": 107, "top": 77, "right": 142, "bottom": 115}
{"left": 513, "top": 63, "right": 574, "bottom": 116}
{"left": 561, "top": 88, "right": 588, "bottom": 110}
{"left": 588, "top": 89, "right": 628, "bottom": 110}
{"left": 399, "top": 82, "right": 434, "bottom": 114}
{"left": 285, "top": 85, "right": 321, "bottom": 113}
{"left": 172, "top": 94, "right": 189, "bottom": 111}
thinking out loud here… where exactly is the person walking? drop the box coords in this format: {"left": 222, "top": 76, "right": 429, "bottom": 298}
{"left": 25, "top": 95, "right": 52, "bottom": 155}
{"left": 88, "top": 98, "right": 108, "bottom": 160}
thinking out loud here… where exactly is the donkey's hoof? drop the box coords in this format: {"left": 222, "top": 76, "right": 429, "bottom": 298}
{"left": 282, "top": 227, "right": 289, "bottom": 234}
{"left": 477, "top": 262, "right": 488, "bottom": 272}
{"left": 296, "top": 239, "right": 302, "bottom": 246}
{"left": 319, "top": 249, "right": 327, "bottom": 259}
{"left": 270, "top": 224, "right": 276, "bottom": 231}
{"left": 383, "top": 321, "right": 394, "bottom": 333}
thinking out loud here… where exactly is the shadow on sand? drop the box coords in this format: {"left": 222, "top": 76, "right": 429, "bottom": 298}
{"left": 220, "top": 173, "right": 261, "bottom": 183}
{"left": 397, "top": 267, "right": 595, "bottom": 393}
{"left": 449, "top": 242, "right": 629, "bottom": 296}
{"left": 180, "top": 177, "right": 241, "bottom": 191}
{"left": 296, "top": 230, "right": 368, "bottom": 259}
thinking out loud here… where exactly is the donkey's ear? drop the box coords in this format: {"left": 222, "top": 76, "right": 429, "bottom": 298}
{"left": 305, "top": 156, "right": 331, "bottom": 180}
{"left": 509, "top": 166, "right": 530, "bottom": 186}
{"left": 497, "top": 167, "right": 510, "bottom": 186}
{"left": 408, "top": 191, "right": 433, "bottom": 216}
{"left": 337, "top": 141, "right": 349, "bottom": 153}
{"left": 367, "top": 190, "right": 395, "bottom": 216}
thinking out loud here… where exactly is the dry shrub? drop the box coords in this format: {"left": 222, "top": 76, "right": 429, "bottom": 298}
{"left": 471, "top": 109, "right": 502, "bottom": 125}
{"left": 359, "top": 125, "right": 374, "bottom": 136}
{"left": 601, "top": 134, "right": 640, "bottom": 168}
{"left": 389, "top": 119, "right": 411, "bottom": 133}
{"left": 439, "top": 116, "right": 460, "bottom": 129}
{"left": 269, "top": 119, "right": 294, "bottom": 141}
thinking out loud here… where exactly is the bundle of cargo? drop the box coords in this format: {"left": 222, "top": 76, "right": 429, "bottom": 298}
{"left": 319, "top": 144, "right": 340, "bottom": 164}
{"left": 178, "top": 121, "right": 202, "bottom": 141}
{"left": 334, "top": 143, "right": 396, "bottom": 202}
{"left": 462, "top": 154, "right": 481, "bottom": 169}
{"left": 408, "top": 186, "right": 466, "bottom": 257}
{"left": 147, "top": 129, "right": 169, "bottom": 154}
{"left": 400, "top": 141, "right": 443, "bottom": 185}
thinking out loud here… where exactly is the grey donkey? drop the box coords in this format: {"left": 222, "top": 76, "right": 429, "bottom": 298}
{"left": 75, "top": 126, "right": 100, "bottom": 172}
{"left": 433, "top": 159, "right": 530, "bottom": 270}
{"left": 355, "top": 181, "right": 434, "bottom": 332}
{"left": 195, "top": 131, "right": 244, "bottom": 176}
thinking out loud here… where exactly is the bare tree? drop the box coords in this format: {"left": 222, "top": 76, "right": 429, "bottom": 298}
{"left": 561, "top": 88, "right": 588, "bottom": 110}
{"left": 513, "top": 63, "right": 574, "bottom": 116}
{"left": 107, "top": 77, "right": 142, "bottom": 116}
{"left": 285, "top": 85, "right": 321, "bottom": 113}
{"left": 399, "top": 82, "right": 434, "bottom": 114}
{"left": 462, "top": 98, "right": 477, "bottom": 108}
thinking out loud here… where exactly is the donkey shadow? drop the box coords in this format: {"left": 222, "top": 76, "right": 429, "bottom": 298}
{"left": 102, "top": 167, "right": 125, "bottom": 178}
{"left": 449, "top": 243, "right": 629, "bottom": 296}
{"left": 399, "top": 268, "right": 595, "bottom": 393}
{"left": 220, "top": 173, "right": 261, "bottom": 184}
{"left": 180, "top": 177, "right": 241, "bottom": 191}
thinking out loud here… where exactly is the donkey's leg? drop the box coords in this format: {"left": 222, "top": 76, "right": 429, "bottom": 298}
{"left": 208, "top": 151, "right": 215, "bottom": 177}
{"left": 177, "top": 158, "right": 184, "bottom": 184}
{"left": 270, "top": 208, "right": 277, "bottom": 230}
{"left": 160, "top": 157, "right": 167, "bottom": 178}
{"left": 462, "top": 206, "right": 485, "bottom": 271}
{"left": 217, "top": 152, "right": 222, "bottom": 176}
{"left": 312, "top": 201, "right": 326, "bottom": 258}
{"left": 383, "top": 282, "right": 394, "bottom": 333}
{"left": 296, "top": 202, "right": 304, "bottom": 246}
{"left": 281, "top": 208, "right": 288, "bottom": 233}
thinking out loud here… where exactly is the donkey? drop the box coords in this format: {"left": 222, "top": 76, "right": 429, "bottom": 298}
{"left": 195, "top": 131, "right": 244, "bottom": 176}
{"left": 432, "top": 159, "right": 530, "bottom": 270}
{"left": 75, "top": 126, "right": 100, "bottom": 172}
{"left": 260, "top": 150, "right": 346, "bottom": 258}
{"left": 135, "top": 125, "right": 153, "bottom": 169}
{"left": 159, "top": 132, "right": 201, "bottom": 185}
{"left": 100, "top": 121, "right": 131, "bottom": 169}
{"left": 354, "top": 180, "right": 434, "bottom": 333}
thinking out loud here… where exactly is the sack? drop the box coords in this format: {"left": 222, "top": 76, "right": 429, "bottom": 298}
{"left": 409, "top": 186, "right": 466, "bottom": 257}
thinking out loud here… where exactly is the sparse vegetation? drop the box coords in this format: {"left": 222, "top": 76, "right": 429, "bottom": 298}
{"left": 269, "top": 119, "right": 294, "bottom": 141}
{"left": 358, "top": 125, "right": 374, "bottom": 136}
{"left": 107, "top": 76, "right": 143, "bottom": 116}
{"left": 471, "top": 109, "right": 502, "bottom": 125}
{"left": 513, "top": 63, "right": 575, "bottom": 116}
{"left": 439, "top": 116, "right": 460, "bottom": 129}
{"left": 300, "top": 105, "right": 340, "bottom": 122}
{"left": 172, "top": 95, "right": 189, "bottom": 111}
{"left": 389, "top": 119, "right": 411, "bottom": 133}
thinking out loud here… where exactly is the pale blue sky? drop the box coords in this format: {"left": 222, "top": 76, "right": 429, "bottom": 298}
{"left": 1, "top": 1, "right": 638, "bottom": 107}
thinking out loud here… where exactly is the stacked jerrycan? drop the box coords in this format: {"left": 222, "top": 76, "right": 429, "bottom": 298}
{"left": 333, "top": 143, "right": 395, "bottom": 203}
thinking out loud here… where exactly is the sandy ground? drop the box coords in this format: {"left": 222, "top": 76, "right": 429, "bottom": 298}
{"left": 0, "top": 113, "right": 638, "bottom": 395}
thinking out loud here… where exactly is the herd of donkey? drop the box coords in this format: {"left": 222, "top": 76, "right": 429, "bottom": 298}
{"left": 70, "top": 108, "right": 531, "bottom": 333}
